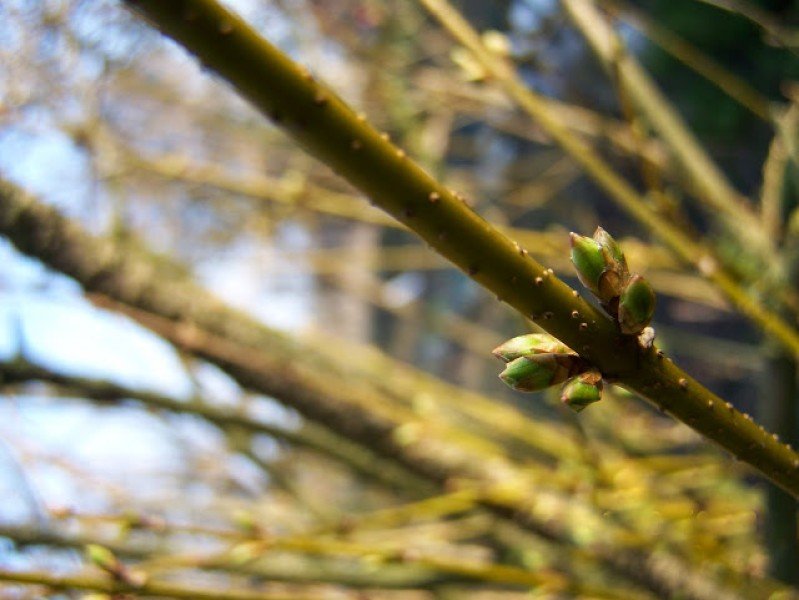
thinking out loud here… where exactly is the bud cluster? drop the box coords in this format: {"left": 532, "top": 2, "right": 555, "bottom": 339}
{"left": 493, "top": 334, "right": 602, "bottom": 412}
{"left": 493, "top": 229, "right": 655, "bottom": 413}
{"left": 570, "top": 227, "right": 655, "bottom": 335}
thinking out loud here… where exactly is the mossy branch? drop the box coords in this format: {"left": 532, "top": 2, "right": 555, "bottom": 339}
{"left": 113, "top": 0, "right": 799, "bottom": 495}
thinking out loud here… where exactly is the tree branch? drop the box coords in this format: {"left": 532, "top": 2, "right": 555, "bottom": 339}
{"left": 0, "top": 567, "right": 325, "bottom": 600}
{"left": 0, "top": 356, "right": 432, "bottom": 495}
{"left": 109, "top": 0, "right": 799, "bottom": 495}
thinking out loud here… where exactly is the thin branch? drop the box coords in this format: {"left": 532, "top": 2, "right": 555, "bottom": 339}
{"left": 123, "top": 150, "right": 728, "bottom": 308}
{"left": 0, "top": 523, "right": 459, "bottom": 590}
{"left": 0, "top": 567, "right": 323, "bottom": 600}
{"left": 692, "top": 0, "right": 799, "bottom": 52}
{"left": 0, "top": 357, "right": 432, "bottom": 495}
{"left": 602, "top": 0, "right": 773, "bottom": 121}
{"left": 563, "top": 0, "right": 772, "bottom": 258}
{"left": 761, "top": 124, "right": 789, "bottom": 241}
{"left": 412, "top": 70, "right": 669, "bottom": 169}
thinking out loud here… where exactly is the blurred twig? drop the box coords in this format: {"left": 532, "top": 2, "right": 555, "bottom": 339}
{"left": 0, "top": 568, "right": 328, "bottom": 600}
{"left": 563, "top": 0, "right": 773, "bottom": 260}
{"left": 0, "top": 356, "right": 432, "bottom": 495}
{"left": 602, "top": 0, "right": 773, "bottom": 121}
{"left": 692, "top": 0, "right": 799, "bottom": 52}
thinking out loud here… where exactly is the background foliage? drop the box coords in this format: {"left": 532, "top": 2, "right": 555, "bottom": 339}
{"left": 0, "top": 0, "right": 798, "bottom": 597}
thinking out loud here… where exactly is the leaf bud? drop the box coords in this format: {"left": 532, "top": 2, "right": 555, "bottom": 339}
{"left": 618, "top": 274, "right": 656, "bottom": 334}
{"left": 499, "top": 353, "right": 586, "bottom": 393}
{"left": 492, "top": 333, "right": 574, "bottom": 362}
{"left": 560, "top": 370, "right": 603, "bottom": 412}
{"left": 569, "top": 233, "right": 606, "bottom": 298}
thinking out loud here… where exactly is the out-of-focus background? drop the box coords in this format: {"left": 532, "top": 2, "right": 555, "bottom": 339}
{"left": 1, "top": 0, "right": 798, "bottom": 598}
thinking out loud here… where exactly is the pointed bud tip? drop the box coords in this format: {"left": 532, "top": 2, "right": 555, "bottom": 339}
{"left": 498, "top": 356, "right": 553, "bottom": 392}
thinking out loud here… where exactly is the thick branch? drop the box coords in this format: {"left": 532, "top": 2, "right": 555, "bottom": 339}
{"left": 112, "top": 0, "right": 799, "bottom": 495}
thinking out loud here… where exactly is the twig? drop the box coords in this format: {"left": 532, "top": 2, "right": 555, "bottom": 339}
{"left": 0, "top": 522, "right": 459, "bottom": 589}
{"left": 0, "top": 356, "right": 432, "bottom": 495}
{"left": 692, "top": 0, "right": 799, "bottom": 52}
{"left": 0, "top": 567, "right": 322, "bottom": 600}
{"left": 563, "top": 0, "right": 772, "bottom": 258}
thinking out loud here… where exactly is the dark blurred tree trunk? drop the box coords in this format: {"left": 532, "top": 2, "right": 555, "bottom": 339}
{"left": 761, "top": 148, "right": 799, "bottom": 585}
{"left": 761, "top": 343, "right": 799, "bottom": 584}
{"left": 454, "top": 0, "right": 511, "bottom": 30}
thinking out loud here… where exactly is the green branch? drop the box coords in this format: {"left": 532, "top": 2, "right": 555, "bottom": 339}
{"left": 693, "top": 0, "right": 799, "bottom": 52}
{"left": 113, "top": 0, "right": 799, "bottom": 495}
{"left": 601, "top": 0, "right": 772, "bottom": 121}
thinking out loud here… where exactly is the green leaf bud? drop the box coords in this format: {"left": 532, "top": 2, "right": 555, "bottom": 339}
{"left": 618, "top": 274, "right": 656, "bottom": 334}
{"left": 86, "top": 544, "right": 120, "bottom": 572}
{"left": 570, "top": 230, "right": 630, "bottom": 303}
{"left": 560, "top": 371, "right": 603, "bottom": 412}
{"left": 569, "top": 233, "right": 606, "bottom": 298}
{"left": 499, "top": 353, "right": 585, "bottom": 393}
{"left": 492, "top": 333, "right": 573, "bottom": 362}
